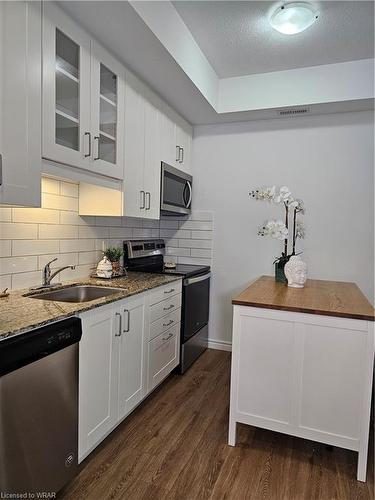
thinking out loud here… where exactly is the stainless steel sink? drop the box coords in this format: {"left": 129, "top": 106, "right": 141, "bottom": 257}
{"left": 28, "top": 285, "right": 124, "bottom": 303}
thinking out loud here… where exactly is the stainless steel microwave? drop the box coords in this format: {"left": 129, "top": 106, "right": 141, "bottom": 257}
{"left": 161, "top": 162, "right": 192, "bottom": 215}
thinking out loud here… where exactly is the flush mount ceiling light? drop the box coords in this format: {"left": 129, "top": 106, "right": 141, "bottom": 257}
{"left": 270, "top": 2, "right": 319, "bottom": 35}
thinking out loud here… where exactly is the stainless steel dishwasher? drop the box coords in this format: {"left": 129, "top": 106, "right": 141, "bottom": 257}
{"left": 0, "top": 317, "right": 82, "bottom": 495}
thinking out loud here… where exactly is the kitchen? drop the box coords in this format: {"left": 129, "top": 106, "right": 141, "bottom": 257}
{"left": 0, "top": 1, "right": 374, "bottom": 499}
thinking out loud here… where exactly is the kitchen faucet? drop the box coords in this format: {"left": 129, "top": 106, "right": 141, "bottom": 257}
{"left": 42, "top": 258, "right": 76, "bottom": 287}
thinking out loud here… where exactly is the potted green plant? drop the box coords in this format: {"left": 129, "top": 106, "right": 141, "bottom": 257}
{"left": 249, "top": 186, "right": 305, "bottom": 283}
{"left": 103, "top": 246, "right": 124, "bottom": 274}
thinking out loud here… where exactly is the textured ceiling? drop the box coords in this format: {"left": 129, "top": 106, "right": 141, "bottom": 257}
{"left": 173, "top": 1, "right": 374, "bottom": 78}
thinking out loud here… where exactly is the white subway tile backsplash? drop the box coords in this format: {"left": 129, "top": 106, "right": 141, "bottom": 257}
{"left": 12, "top": 270, "right": 42, "bottom": 290}
{"left": 179, "top": 220, "right": 213, "bottom": 231}
{"left": 0, "top": 275, "right": 11, "bottom": 290}
{"left": 0, "top": 241, "right": 11, "bottom": 257}
{"left": 191, "top": 248, "right": 212, "bottom": 259}
{"left": 0, "top": 208, "right": 12, "bottom": 222}
{"left": 179, "top": 239, "right": 212, "bottom": 249}
{"left": 0, "top": 256, "right": 38, "bottom": 275}
{"left": 1, "top": 178, "right": 214, "bottom": 290}
{"left": 42, "top": 193, "right": 78, "bottom": 212}
{"left": 190, "top": 230, "right": 213, "bottom": 240}
{"left": 41, "top": 177, "right": 59, "bottom": 195}
{"left": 38, "top": 253, "right": 79, "bottom": 270}
{"left": 61, "top": 181, "right": 79, "bottom": 198}
{"left": 60, "top": 211, "right": 87, "bottom": 226}
{"left": 160, "top": 219, "right": 179, "bottom": 229}
{"left": 1, "top": 223, "right": 38, "bottom": 240}
{"left": 39, "top": 224, "right": 78, "bottom": 240}
{"left": 166, "top": 247, "right": 191, "bottom": 257}
{"left": 78, "top": 225, "right": 109, "bottom": 239}
{"left": 178, "top": 256, "right": 212, "bottom": 266}
{"left": 60, "top": 239, "right": 95, "bottom": 253}
{"left": 12, "top": 208, "right": 60, "bottom": 224}
{"left": 109, "top": 227, "right": 133, "bottom": 239}
{"left": 160, "top": 229, "right": 191, "bottom": 239}
{"left": 78, "top": 251, "right": 100, "bottom": 266}
{"left": 96, "top": 216, "right": 122, "bottom": 227}
{"left": 12, "top": 240, "right": 60, "bottom": 256}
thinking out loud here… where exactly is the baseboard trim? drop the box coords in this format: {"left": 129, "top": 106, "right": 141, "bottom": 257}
{"left": 208, "top": 339, "right": 232, "bottom": 352}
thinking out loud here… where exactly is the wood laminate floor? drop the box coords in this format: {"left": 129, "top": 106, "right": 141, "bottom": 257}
{"left": 59, "top": 349, "right": 374, "bottom": 500}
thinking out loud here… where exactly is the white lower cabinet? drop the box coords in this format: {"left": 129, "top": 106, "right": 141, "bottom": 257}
{"left": 117, "top": 294, "right": 148, "bottom": 421}
{"left": 78, "top": 282, "right": 182, "bottom": 462}
{"left": 148, "top": 323, "right": 180, "bottom": 392}
{"left": 78, "top": 303, "right": 118, "bottom": 461}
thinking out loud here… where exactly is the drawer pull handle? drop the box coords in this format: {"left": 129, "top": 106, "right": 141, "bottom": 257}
{"left": 163, "top": 319, "right": 174, "bottom": 327}
{"left": 162, "top": 333, "right": 174, "bottom": 341}
{"left": 164, "top": 288, "right": 175, "bottom": 294}
{"left": 163, "top": 304, "right": 174, "bottom": 311}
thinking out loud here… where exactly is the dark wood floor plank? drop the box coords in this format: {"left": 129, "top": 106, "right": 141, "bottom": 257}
{"left": 59, "top": 349, "right": 374, "bottom": 500}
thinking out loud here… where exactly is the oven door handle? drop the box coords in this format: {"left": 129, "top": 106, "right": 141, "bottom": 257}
{"left": 184, "top": 272, "right": 211, "bottom": 286}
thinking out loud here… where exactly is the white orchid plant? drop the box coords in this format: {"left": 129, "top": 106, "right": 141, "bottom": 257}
{"left": 249, "top": 186, "right": 305, "bottom": 265}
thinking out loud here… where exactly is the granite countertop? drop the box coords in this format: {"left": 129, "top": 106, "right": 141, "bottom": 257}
{"left": 0, "top": 272, "right": 182, "bottom": 341}
{"left": 232, "top": 275, "right": 375, "bottom": 321}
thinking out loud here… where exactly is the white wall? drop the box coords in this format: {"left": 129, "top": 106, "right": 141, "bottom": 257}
{"left": 192, "top": 110, "right": 374, "bottom": 345}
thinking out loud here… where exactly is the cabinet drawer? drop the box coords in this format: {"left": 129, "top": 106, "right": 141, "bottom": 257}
{"left": 148, "top": 323, "right": 180, "bottom": 391}
{"left": 149, "top": 281, "right": 182, "bottom": 306}
{"left": 149, "top": 308, "right": 181, "bottom": 341}
{"left": 150, "top": 293, "right": 182, "bottom": 323}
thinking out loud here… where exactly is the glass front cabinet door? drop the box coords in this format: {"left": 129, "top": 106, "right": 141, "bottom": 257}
{"left": 90, "top": 42, "right": 125, "bottom": 179}
{"left": 43, "top": 5, "right": 124, "bottom": 179}
{"left": 43, "top": 4, "right": 91, "bottom": 170}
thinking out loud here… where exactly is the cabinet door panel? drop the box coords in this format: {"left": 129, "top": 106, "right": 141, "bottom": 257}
{"left": 143, "top": 97, "right": 161, "bottom": 220}
{"left": 236, "top": 315, "right": 295, "bottom": 424}
{"left": 90, "top": 42, "right": 125, "bottom": 179}
{"left": 43, "top": 3, "right": 91, "bottom": 170}
{"left": 123, "top": 74, "right": 145, "bottom": 218}
{"left": 79, "top": 306, "right": 118, "bottom": 461}
{"left": 118, "top": 295, "right": 147, "bottom": 420}
{"left": 0, "top": 1, "right": 41, "bottom": 207}
{"left": 299, "top": 323, "right": 366, "bottom": 439}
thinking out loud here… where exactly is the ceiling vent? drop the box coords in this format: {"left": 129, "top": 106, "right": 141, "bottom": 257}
{"left": 278, "top": 107, "right": 311, "bottom": 117}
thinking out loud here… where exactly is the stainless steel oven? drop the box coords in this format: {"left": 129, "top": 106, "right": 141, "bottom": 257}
{"left": 161, "top": 162, "right": 192, "bottom": 215}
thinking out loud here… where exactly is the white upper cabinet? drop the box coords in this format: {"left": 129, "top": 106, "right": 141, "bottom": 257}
{"left": 43, "top": 3, "right": 91, "bottom": 171}
{"left": 160, "top": 104, "right": 192, "bottom": 175}
{"left": 124, "top": 74, "right": 161, "bottom": 220}
{"left": 90, "top": 42, "right": 125, "bottom": 179}
{"left": 43, "top": 4, "right": 124, "bottom": 180}
{"left": 123, "top": 73, "right": 146, "bottom": 218}
{"left": 0, "top": 1, "right": 42, "bottom": 207}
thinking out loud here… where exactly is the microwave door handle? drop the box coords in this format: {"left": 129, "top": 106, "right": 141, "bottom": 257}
{"left": 185, "top": 180, "right": 192, "bottom": 208}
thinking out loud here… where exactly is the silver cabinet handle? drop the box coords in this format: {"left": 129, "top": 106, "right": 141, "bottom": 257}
{"left": 176, "top": 145, "right": 180, "bottom": 162}
{"left": 123, "top": 309, "right": 130, "bottom": 333}
{"left": 162, "top": 332, "right": 174, "bottom": 341}
{"left": 0, "top": 153, "right": 2, "bottom": 186}
{"left": 145, "top": 192, "right": 151, "bottom": 210}
{"left": 115, "top": 312, "right": 122, "bottom": 337}
{"left": 140, "top": 190, "right": 145, "bottom": 209}
{"left": 164, "top": 288, "right": 175, "bottom": 294}
{"left": 93, "top": 136, "right": 100, "bottom": 160}
{"left": 163, "top": 304, "right": 174, "bottom": 311}
{"left": 180, "top": 147, "right": 184, "bottom": 163}
{"left": 163, "top": 319, "right": 174, "bottom": 327}
{"left": 84, "top": 132, "right": 91, "bottom": 158}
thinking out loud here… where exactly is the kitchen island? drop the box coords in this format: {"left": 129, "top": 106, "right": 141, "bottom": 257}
{"left": 229, "top": 276, "right": 375, "bottom": 482}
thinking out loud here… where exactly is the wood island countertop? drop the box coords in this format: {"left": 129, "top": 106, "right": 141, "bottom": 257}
{"left": 232, "top": 276, "right": 375, "bottom": 321}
